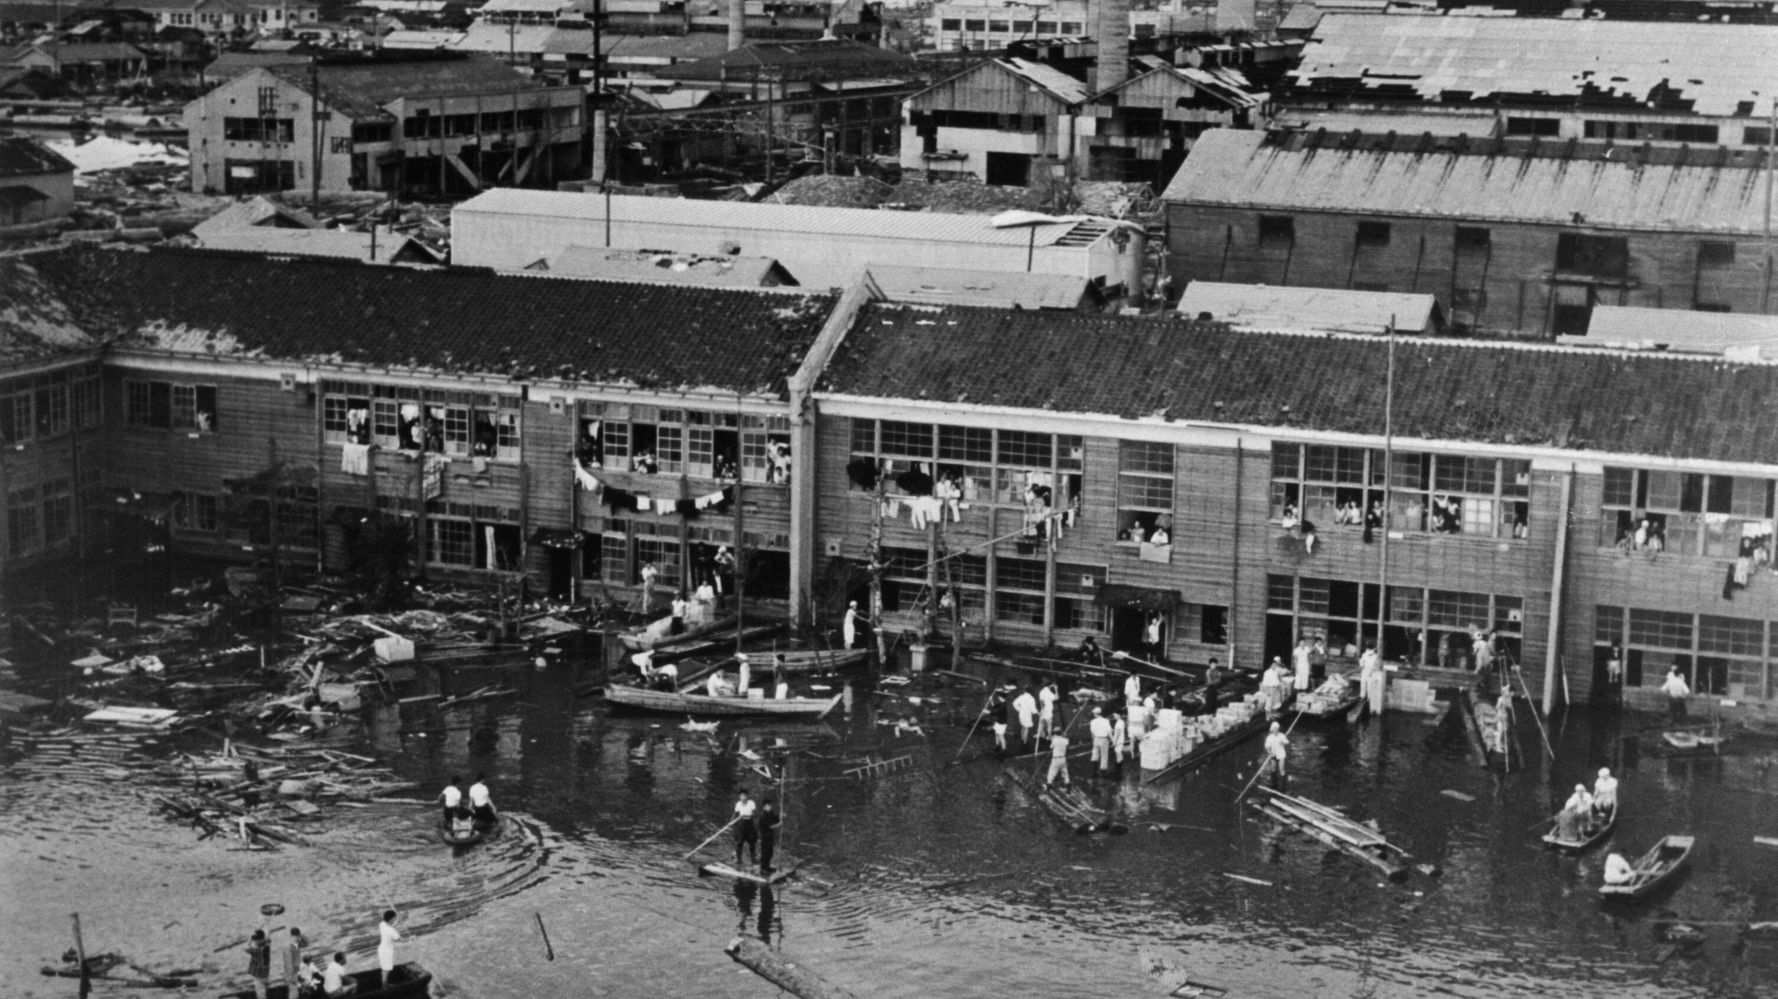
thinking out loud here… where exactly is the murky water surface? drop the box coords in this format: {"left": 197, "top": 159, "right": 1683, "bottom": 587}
{"left": 5, "top": 656, "right": 1778, "bottom": 998}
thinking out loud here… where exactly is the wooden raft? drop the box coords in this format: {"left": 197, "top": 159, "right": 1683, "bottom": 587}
{"left": 1248, "top": 787, "right": 1411, "bottom": 881}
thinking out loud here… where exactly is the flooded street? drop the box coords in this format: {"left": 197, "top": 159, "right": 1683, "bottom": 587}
{"left": 5, "top": 655, "right": 1778, "bottom": 999}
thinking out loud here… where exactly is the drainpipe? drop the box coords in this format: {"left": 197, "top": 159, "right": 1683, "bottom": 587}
{"left": 1542, "top": 466, "right": 1574, "bottom": 714}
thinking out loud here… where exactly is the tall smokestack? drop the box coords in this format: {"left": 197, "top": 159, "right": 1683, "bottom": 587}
{"left": 728, "top": 0, "right": 745, "bottom": 51}
{"left": 1092, "top": 0, "right": 1129, "bottom": 92}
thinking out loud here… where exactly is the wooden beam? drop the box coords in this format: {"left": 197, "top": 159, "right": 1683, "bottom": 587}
{"left": 724, "top": 937, "right": 860, "bottom": 999}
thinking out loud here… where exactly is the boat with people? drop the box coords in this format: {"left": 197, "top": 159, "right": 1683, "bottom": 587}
{"left": 1140, "top": 686, "right": 1292, "bottom": 785}
{"left": 618, "top": 614, "right": 740, "bottom": 653}
{"left": 603, "top": 684, "right": 843, "bottom": 718}
{"left": 1294, "top": 674, "right": 1362, "bottom": 721}
{"left": 740, "top": 648, "right": 870, "bottom": 672}
{"left": 437, "top": 814, "right": 500, "bottom": 847}
{"left": 1002, "top": 766, "right": 1127, "bottom": 834}
{"left": 1541, "top": 800, "right": 1617, "bottom": 852}
{"left": 221, "top": 961, "right": 433, "bottom": 998}
{"left": 1599, "top": 835, "right": 1694, "bottom": 900}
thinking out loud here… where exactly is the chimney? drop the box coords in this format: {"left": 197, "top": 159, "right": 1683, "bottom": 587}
{"left": 1092, "top": 0, "right": 1129, "bottom": 92}
{"left": 728, "top": 0, "right": 745, "bottom": 51}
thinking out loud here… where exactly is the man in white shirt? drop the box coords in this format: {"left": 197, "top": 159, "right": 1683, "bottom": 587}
{"left": 1037, "top": 682, "right": 1058, "bottom": 741}
{"left": 1123, "top": 671, "right": 1141, "bottom": 710}
{"left": 438, "top": 777, "right": 462, "bottom": 825}
{"left": 1358, "top": 645, "right": 1385, "bottom": 716}
{"left": 1661, "top": 666, "right": 1691, "bottom": 723}
{"left": 1592, "top": 767, "right": 1618, "bottom": 816}
{"left": 842, "top": 601, "right": 860, "bottom": 649}
{"left": 1012, "top": 687, "right": 1038, "bottom": 746}
{"left": 733, "top": 791, "right": 759, "bottom": 867}
{"left": 1263, "top": 721, "right": 1290, "bottom": 781}
{"left": 468, "top": 774, "right": 495, "bottom": 824}
{"left": 376, "top": 911, "right": 401, "bottom": 988}
{"left": 322, "top": 952, "right": 357, "bottom": 997}
{"left": 1111, "top": 711, "right": 1129, "bottom": 766}
{"left": 1088, "top": 707, "right": 1113, "bottom": 774}
{"left": 1604, "top": 851, "right": 1634, "bottom": 886}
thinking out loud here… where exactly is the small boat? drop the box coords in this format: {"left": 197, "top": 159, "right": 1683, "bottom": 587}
{"left": 739, "top": 648, "right": 870, "bottom": 673}
{"left": 1599, "top": 834, "right": 1694, "bottom": 900}
{"left": 1542, "top": 800, "right": 1617, "bottom": 852}
{"left": 604, "top": 684, "right": 843, "bottom": 718}
{"left": 1662, "top": 730, "right": 1728, "bottom": 752}
{"left": 437, "top": 815, "right": 499, "bottom": 846}
{"left": 1294, "top": 676, "right": 1362, "bottom": 720}
{"left": 221, "top": 961, "right": 432, "bottom": 998}
{"left": 619, "top": 614, "right": 738, "bottom": 652}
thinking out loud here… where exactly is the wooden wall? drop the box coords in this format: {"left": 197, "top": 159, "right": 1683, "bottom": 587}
{"left": 1166, "top": 204, "right": 1772, "bottom": 335}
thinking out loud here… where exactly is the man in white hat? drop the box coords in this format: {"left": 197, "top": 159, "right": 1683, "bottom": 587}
{"left": 1088, "top": 706, "right": 1113, "bottom": 774}
{"left": 843, "top": 601, "right": 860, "bottom": 650}
{"left": 1263, "top": 720, "right": 1290, "bottom": 781}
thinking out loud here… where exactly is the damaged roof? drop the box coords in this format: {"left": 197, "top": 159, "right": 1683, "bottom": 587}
{"left": 0, "top": 252, "right": 102, "bottom": 366}
{"left": 1162, "top": 128, "right": 1771, "bottom": 235}
{"left": 20, "top": 245, "right": 838, "bottom": 396}
{"left": 0, "top": 135, "right": 76, "bottom": 177}
{"left": 1289, "top": 14, "right": 1778, "bottom": 116}
{"left": 819, "top": 302, "right": 1778, "bottom": 465}
{"left": 265, "top": 54, "right": 545, "bottom": 120}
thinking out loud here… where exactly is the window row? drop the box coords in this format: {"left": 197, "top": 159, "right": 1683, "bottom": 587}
{"left": 851, "top": 420, "right": 1084, "bottom": 511}
{"left": 126, "top": 379, "right": 219, "bottom": 433}
{"left": 1266, "top": 574, "right": 1522, "bottom": 669}
{"left": 1270, "top": 443, "right": 1531, "bottom": 539}
{"left": 6, "top": 479, "right": 74, "bottom": 559}
{"left": 1595, "top": 604, "right": 1777, "bottom": 698}
{"left": 321, "top": 382, "right": 520, "bottom": 459}
{"left": 938, "top": 17, "right": 1084, "bottom": 32}
{"left": 1600, "top": 467, "right": 1775, "bottom": 559}
{"left": 579, "top": 403, "right": 790, "bottom": 484}
{"left": 0, "top": 368, "right": 101, "bottom": 445}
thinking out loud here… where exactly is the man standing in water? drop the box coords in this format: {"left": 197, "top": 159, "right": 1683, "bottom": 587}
{"left": 377, "top": 910, "right": 401, "bottom": 988}
{"left": 438, "top": 776, "right": 462, "bottom": 826}
{"left": 1088, "top": 707, "right": 1113, "bottom": 775}
{"left": 756, "top": 799, "right": 783, "bottom": 873}
{"left": 1045, "top": 727, "right": 1072, "bottom": 787}
{"left": 734, "top": 790, "right": 759, "bottom": 867}
{"left": 245, "top": 929, "right": 271, "bottom": 999}
{"left": 468, "top": 773, "right": 496, "bottom": 825}
{"left": 1262, "top": 721, "right": 1290, "bottom": 784}
{"left": 1012, "top": 686, "right": 1038, "bottom": 747}
{"left": 282, "top": 928, "right": 308, "bottom": 997}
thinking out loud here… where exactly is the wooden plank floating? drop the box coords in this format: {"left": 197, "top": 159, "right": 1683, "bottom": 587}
{"left": 1753, "top": 836, "right": 1778, "bottom": 848}
{"left": 1249, "top": 787, "right": 1411, "bottom": 881}
{"left": 1440, "top": 789, "right": 1476, "bottom": 802}
{"left": 725, "top": 936, "right": 859, "bottom": 999}
{"left": 698, "top": 862, "right": 798, "bottom": 885}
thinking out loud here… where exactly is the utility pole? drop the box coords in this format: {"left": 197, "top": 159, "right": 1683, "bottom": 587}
{"left": 309, "top": 57, "right": 322, "bottom": 206}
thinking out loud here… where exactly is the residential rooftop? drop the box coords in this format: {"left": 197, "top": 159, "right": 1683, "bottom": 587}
{"left": 0, "top": 135, "right": 75, "bottom": 177}
{"left": 819, "top": 302, "right": 1778, "bottom": 465}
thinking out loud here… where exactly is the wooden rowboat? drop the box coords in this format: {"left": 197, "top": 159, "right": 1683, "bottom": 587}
{"left": 739, "top": 648, "right": 870, "bottom": 672}
{"left": 1662, "top": 730, "right": 1728, "bottom": 752}
{"left": 1542, "top": 800, "right": 1617, "bottom": 852}
{"left": 220, "top": 961, "right": 432, "bottom": 999}
{"left": 1600, "top": 835, "right": 1694, "bottom": 900}
{"left": 604, "top": 684, "right": 842, "bottom": 718}
{"left": 619, "top": 615, "right": 739, "bottom": 653}
{"left": 437, "top": 815, "right": 499, "bottom": 846}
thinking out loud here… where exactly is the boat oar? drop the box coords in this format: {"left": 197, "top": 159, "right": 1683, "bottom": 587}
{"left": 1110, "top": 650, "right": 1192, "bottom": 679}
{"left": 684, "top": 816, "right": 742, "bottom": 860}
{"left": 951, "top": 690, "right": 997, "bottom": 763}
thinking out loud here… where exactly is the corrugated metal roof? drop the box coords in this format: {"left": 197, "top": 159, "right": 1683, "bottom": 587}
{"left": 1576, "top": 307, "right": 1778, "bottom": 360}
{"left": 191, "top": 227, "right": 430, "bottom": 263}
{"left": 1004, "top": 57, "right": 1091, "bottom": 105}
{"left": 1161, "top": 128, "right": 1771, "bottom": 235}
{"left": 452, "top": 22, "right": 561, "bottom": 53}
{"left": 1176, "top": 281, "right": 1439, "bottom": 334}
{"left": 864, "top": 264, "right": 1091, "bottom": 309}
{"left": 455, "top": 190, "right": 1108, "bottom": 248}
{"left": 821, "top": 301, "right": 1778, "bottom": 465}
{"left": 1291, "top": 14, "right": 1778, "bottom": 116}
{"left": 544, "top": 246, "right": 790, "bottom": 286}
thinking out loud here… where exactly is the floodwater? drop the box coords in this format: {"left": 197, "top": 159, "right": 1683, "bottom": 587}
{"left": 5, "top": 655, "right": 1778, "bottom": 999}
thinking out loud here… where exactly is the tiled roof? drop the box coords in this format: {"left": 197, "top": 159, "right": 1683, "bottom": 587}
{"left": 658, "top": 38, "right": 915, "bottom": 81}
{"left": 22, "top": 245, "right": 839, "bottom": 395}
{"left": 0, "top": 135, "right": 75, "bottom": 177}
{"left": 819, "top": 302, "right": 1778, "bottom": 465}
{"left": 1161, "top": 128, "right": 1771, "bottom": 235}
{"left": 1290, "top": 14, "right": 1778, "bottom": 116}
{"left": 0, "top": 251, "right": 101, "bottom": 365}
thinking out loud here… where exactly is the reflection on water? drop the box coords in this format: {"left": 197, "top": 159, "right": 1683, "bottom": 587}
{"left": 6, "top": 660, "right": 1778, "bottom": 998}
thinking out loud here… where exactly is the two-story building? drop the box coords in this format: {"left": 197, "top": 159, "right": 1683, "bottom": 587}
{"left": 1163, "top": 128, "right": 1773, "bottom": 336}
{"left": 902, "top": 56, "right": 1090, "bottom": 185}
{"left": 0, "top": 136, "right": 75, "bottom": 227}
{"left": 14, "top": 243, "right": 840, "bottom": 609}
{"left": 808, "top": 300, "right": 1778, "bottom": 711}
{"left": 183, "top": 52, "right": 586, "bottom": 197}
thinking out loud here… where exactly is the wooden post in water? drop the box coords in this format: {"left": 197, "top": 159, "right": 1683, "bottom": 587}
{"left": 724, "top": 936, "right": 859, "bottom": 999}
{"left": 71, "top": 913, "right": 90, "bottom": 999}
